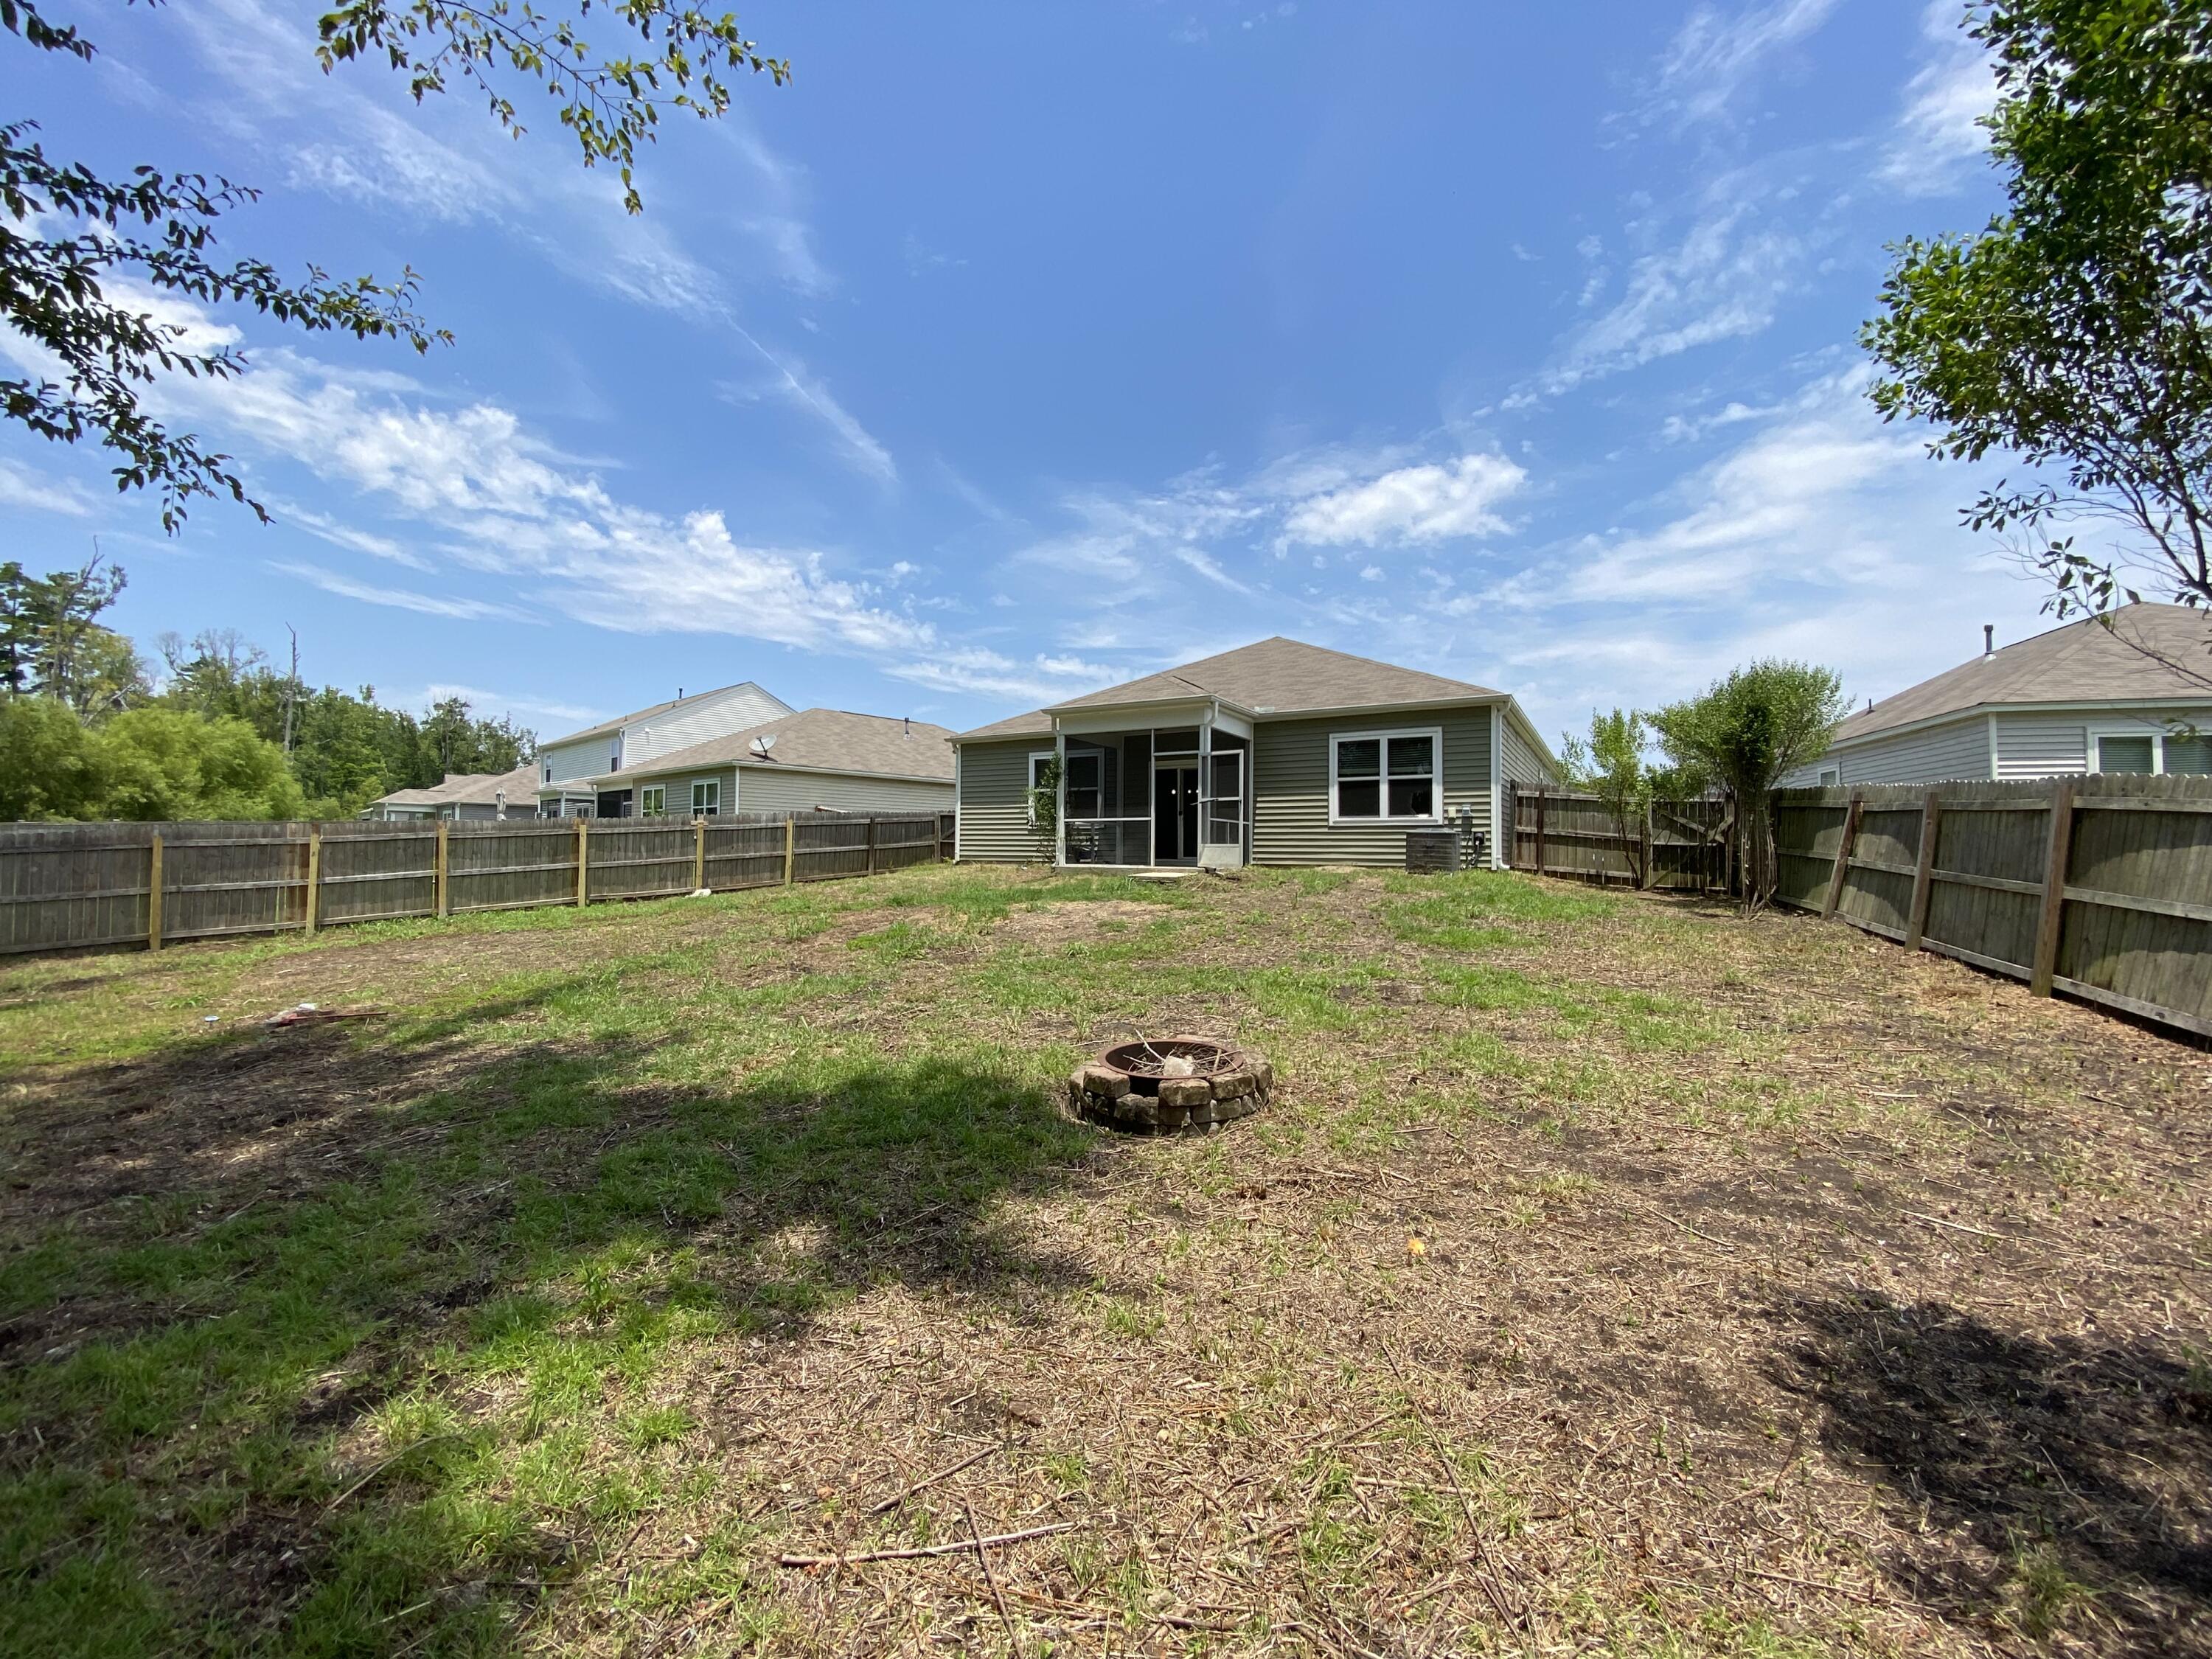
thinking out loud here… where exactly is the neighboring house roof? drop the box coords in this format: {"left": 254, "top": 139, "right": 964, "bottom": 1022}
{"left": 1835, "top": 603, "right": 2212, "bottom": 747}
{"left": 370, "top": 761, "right": 541, "bottom": 810}
{"left": 580, "top": 709, "right": 957, "bottom": 786}
{"left": 956, "top": 637, "right": 1504, "bottom": 740}
{"left": 542, "top": 680, "right": 788, "bottom": 748}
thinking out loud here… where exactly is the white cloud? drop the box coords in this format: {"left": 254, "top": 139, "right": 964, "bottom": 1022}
{"left": 401, "top": 682, "right": 607, "bottom": 726}
{"left": 880, "top": 647, "right": 1118, "bottom": 703}
{"left": 1879, "top": 2, "right": 1996, "bottom": 196}
{"left": 0, "top": 457, "right": 97, "bottom": 517}
{"left": 274, "top": 562, "right": 539, "bottom": 622}
{"left": 1643, "top": 0, "right": 1843, "bottom": 128}
{"left": 1279, "top": 453, "right": 1526, "bottom": 549}
{"left": 1523, "top": 197, "right": 1809, "bottom": 400}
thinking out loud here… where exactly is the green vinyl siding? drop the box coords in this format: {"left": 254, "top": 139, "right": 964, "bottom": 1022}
{"left": 958, "top": 738, "right": 1046, "bottom": 862}
{"left": 734, "top": 768, "right": 951, "bottom": 815}
{"left": 1252, "top": 708, "right": 1494, "bottom": 867}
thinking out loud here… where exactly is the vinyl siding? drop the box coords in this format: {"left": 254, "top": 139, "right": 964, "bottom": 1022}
{"left": 957, "top": 739, "right": 1047, "bottom": 863}
{"left": 538, "top": 735, "right": 617, "bottom": 791}
{"left": 1784, "top": 717, "right": 1994, "bottom": 787}
{"left": 1252, "top": 708, "right": 1492, "bottom": 868}
{"left": 734, "top": 768, "right": 951, "bottom": 815}
{"left": 619, "top": 767, "right": 737, "bottom": 817}
{"left": 1498, "top": 710, "right": 1554, "bottom": 787}
{"left": 623, "top": 684, "right": 789, "bottom": 767}
{"left": 1994, "top": 706, "right": 2212, "bottom": 776}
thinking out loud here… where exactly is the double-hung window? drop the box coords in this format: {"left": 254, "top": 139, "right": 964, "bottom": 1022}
{"left": 2090, "top": 726, "right": 2212, "bottom": 776}
{"left": 691, "top": 779, "right": 720, "bottom": 816}
{"left": 1330, "top": 728, "right": 1441, "bottom": 824}
{"left": 638, "top": 785, "right": 667, "bottom": 817}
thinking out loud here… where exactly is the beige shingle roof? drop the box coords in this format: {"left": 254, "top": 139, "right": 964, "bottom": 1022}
{"left": 584, "top": 709, "right": 956, "bottom": 785}
{"left": 373, "top": 762, "right": 541, "bottom": 809}
{"left": 954, "top": 638, "right": 1500, "bottom": 740}
{"left": 1837, "top": 603, "right": 2212, "bottom": 745}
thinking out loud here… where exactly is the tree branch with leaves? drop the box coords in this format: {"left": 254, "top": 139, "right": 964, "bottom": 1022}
{"left": 2, "top": 0, "right": 785, "bottom": 528}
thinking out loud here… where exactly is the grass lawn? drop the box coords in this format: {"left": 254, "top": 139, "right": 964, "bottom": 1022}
{"left": 1, "top": 862, "right": 2208, "bottom": 1657}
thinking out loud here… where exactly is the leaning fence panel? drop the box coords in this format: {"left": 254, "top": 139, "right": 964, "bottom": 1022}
{"left": 1774, "top": 776, "right": 2212, "bottom": 1040}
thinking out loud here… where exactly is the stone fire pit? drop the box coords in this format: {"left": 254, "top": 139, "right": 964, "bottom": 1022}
{"left": 1068, "top": 1037, "right": 1273, "bottom": 1133}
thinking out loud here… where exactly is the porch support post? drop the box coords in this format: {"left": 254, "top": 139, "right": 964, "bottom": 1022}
{"left": 1054, "top": 725, "right": 1067, "bottom": 869}
{"left": 1198, "top": 709, "right": 1213, "bottom": 859}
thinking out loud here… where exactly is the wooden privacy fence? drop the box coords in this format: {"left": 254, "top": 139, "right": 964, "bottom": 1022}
{"left": 1774, "top": 778, "right": 2212, "bottom": 1039}
{"left": 0, "top": 810, "right": 958, "bottom": 959}
{"left": 1506, "top": 785, "right": 1731, "bottom": 891}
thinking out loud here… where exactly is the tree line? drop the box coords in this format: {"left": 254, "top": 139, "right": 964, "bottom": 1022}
{"left": 0, "top": 556, "right": 535, "bottom": 822}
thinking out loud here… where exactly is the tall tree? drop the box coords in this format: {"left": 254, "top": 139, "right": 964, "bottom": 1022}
{"left": 4, "top": 0, "right": 786, "bottom": 527}
{"left": 1865, "top": 0, "right": 2212, "bottom": 644}
{"left": 1649, "top": 662, "right": 1847, "bottom": 913}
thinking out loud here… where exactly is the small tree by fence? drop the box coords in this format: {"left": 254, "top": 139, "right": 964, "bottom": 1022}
{"left": 0, "top": 810, "right": 957, "bottom": 959}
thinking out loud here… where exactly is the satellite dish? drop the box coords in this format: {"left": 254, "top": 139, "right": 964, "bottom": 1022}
{"left": 750, "top": 733, "right": 778, "bottom": 757}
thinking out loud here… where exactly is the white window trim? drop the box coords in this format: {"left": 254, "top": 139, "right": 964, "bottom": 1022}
{"left": 691, "top": 777, "right": 721, "bottom": 815}
{"left": 1329, "top": 726, "right": 1445, "bottom": 827}
{"left": 1818, "top": 766, "right": 1840, "bottom": 787}
{"left": 1026, "top": 750, "right": 1054, "bottom": 827}
{"left": 638, "top": 784, "right": 667, "bottom": 817}
{"left": 2088, "top": 723, "right": 2170, "bottom": 774}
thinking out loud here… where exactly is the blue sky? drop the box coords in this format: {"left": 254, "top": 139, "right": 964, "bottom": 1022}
{"left": 4, "top": 0, "right": 2037, "bottom": 749}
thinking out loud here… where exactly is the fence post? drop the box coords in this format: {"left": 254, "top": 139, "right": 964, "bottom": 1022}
{"left": 1534, "top": 787, "right": 1547, "bottom": 877}
{"left": 147, "top": 832, "right": 164, "bottom": 953}
{"left": 435, "top": 820, "right": 451, "bottom": 919}
{"left": 2031, "top": 780, "right": 2076, "bottom": 998}
{"left": 1903, "top": 789, "right": 1940, "bottom": 951}
{"left": 575, "top": 817, "right": 590, "bottom": 907}
{"left": 693, "top": 817, "right": 707, "bottom": 892}
{"left": 305, "top": 826, "right": 322, "bottom": 936}
{"left": 866, "top": 815, "right": 879, "bottom": 876}
{"left": 1503, "top": 782, "right": 1516, "bottom": 869}
{"left": 1641, "top": 798, "right": 1653, "bottom": 891}
{"left": 1821, "top": 791, "right": 1864, "bottom": 920}
{"left": 784, "top": 815, "right": 796, "bottom": 885}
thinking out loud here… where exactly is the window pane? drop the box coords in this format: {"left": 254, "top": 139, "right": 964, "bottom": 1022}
{"left": 1337, "top": 738, "right": 1381, "bottom": 779}
{"left": 2098, "top": 735, "right": 2156, "bottom": 774}
{"left": 1338, "top": 779, "right": 1381, "bottom": 817}
{"left": 2166, "top": 734, "right": 2212, "bottom": 774}
{"left": 1386, "top": 734, "right": 1433, "bottom": 776}
{"left": 1068, "top": 787, "right": 1101, "bottom": 817}
{"left": 1388, "top": 777, "right": 1434, "bottom": 817}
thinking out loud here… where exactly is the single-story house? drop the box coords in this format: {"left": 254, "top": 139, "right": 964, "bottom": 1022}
{"left": 1784, "top": 603, "right": 2212, "bottom": 787}
{"left": 362, "top": 761, "right": 544, "bottom": 821}
{"left": 951, "top": 637, "right": 1559, "bottom": 870}
{"left": 536, "top": 680, "right": 792, "bottom": 818}
{"left": 573, "top": 708, "right": 956, "bottom": 818}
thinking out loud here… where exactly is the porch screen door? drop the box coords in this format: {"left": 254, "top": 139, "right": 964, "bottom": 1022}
{"left": 1154, "top": 765, "right": 1199, "bottom": 861}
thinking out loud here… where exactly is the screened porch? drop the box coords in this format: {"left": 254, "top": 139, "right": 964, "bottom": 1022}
{"left": 1056, "top": 723, "right": 1251, "bottom": 869}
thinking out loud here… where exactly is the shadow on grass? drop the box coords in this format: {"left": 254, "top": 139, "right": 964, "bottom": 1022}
{"left": 1, "top": 992, "right": 1105, "bottom": 1657}
{"left": 1769, "top": 1291, "right": 2212, "bottom": 1651}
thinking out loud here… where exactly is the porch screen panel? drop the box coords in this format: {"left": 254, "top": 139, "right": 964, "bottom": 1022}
{"left": 1124, "top": 734, "right": 1151, "bottom": 812}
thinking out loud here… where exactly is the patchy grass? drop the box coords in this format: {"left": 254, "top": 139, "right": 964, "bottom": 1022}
{"left": 1, "top": 861, "right": 2207, "bottom": 1657}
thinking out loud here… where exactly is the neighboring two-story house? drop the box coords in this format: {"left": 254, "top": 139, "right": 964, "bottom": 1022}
{"left": 535, "top": 682, "right": 791, "bottom": 817}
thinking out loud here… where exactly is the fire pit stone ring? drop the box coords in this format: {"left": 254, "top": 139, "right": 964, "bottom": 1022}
{"left": 1068, "top": 1035, "right": 1274, "bottom": 1133}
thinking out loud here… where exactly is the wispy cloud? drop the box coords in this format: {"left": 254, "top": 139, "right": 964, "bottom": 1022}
{"left": 399, "top": 681, "right": 608, "bottom": 725}
{"left": 1514, "top": 185, "right": 1814, "bottom": 403}
{"left": 0, "top": 457, "right": 97, "bottom": 517}
{"left": 1641, "top": 0, "right": 1843, "bottom": 129}
{"left": 274, "top": 561, "right": 540, "bottom": 622}
{"left": 1879, "top": 1, "right": 1996, "bottom": 196}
